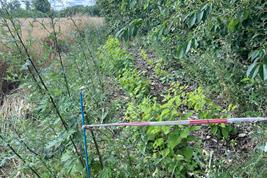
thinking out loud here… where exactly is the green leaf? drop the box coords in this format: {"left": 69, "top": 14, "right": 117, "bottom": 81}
{"left": 189, "top": 13, "right": 197, "bottom": 28}
{"left": 161, "top": 108, "right": 170, "bottom": 117}
{"left": 221, "top": 127, "right": 229, "bottom": 139}
{"left": 259, "top": 64, "right": 267, "bottom": 80}
{"left": 252, "top": 65, "right": 260, "bottom": 79}
{"left": 177, "top": 45, "right": 185, "bottom": 59}
{"left": 153, "top": 138, "right": 164, "bottom": 148}
{"left": 203, "top": 4, "right": 212, "bottom": 21}
{"left": 182, "top": 147, "right": 193, "bottom": 160}
{"left": 201, "top": 3, "right": 209, "bottom": 11}
{"left": 61, "top": 151, "right": 76, "bottom": 174}
{"left": 168, "top": 132, "right": 181, "bottom": 149}
{"left": 98, "top": 168, "right": 113, "bottom": 178}
{"left": 185, "top": 40, "right": 192, "bottom": 54}
{"left": 180, "top": 127, "right": 190, "bottom": 139}
{"left": 61, "top": 152, "right": 73, "bottom": 163}
{"left": 196, "top": 10, "right": 204, "bottom": 23}
{"left": 211, "top": 125, "right": 218, "bottom": 135}
{"left": 227, "top": 19, "right": 239, "bottom": 32}
{"left": 191, "top": 38, "right": 198, "bottom": 48}
{"left": 246, "top": 62, "right": 258, "bottom": 77}
{"left": 144, "top": 0, "right": 150, "bottom": 10}
{"left": 263, "top": 64, "right": 267, "bottom": 80}
{"left": 248, "top": 50, "right": 260, "bottom": 61}
{"left": 241, "top": 9, "right": 250, "bottom": 21}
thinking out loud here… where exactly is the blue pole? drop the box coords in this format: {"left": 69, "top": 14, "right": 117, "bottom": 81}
{"left": 80, "top": 91, "right": 91, "bottom": 178}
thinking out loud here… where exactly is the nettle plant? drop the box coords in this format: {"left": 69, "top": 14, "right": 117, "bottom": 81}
{"left": 124, "top": 82, "right": 234, "bottom": 176}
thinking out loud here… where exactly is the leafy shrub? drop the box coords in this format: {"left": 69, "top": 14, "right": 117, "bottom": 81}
{"left": 123, "top": 82, "right": 233, "bottom": 177}
{"left": 99, "top": 37, "right": 150, "bottom": 99}
{"left": 119, "top": 69, "right": 150, "bottom": 99}
{"left": 98, "top": 37, "right": 133, "bottom": 76}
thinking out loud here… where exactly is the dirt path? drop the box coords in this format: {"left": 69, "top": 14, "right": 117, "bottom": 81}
{"left": 128, "top": 48, "right": 167, "bottom": 101}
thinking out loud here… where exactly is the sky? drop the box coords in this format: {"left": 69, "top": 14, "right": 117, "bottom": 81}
{"left": 51, "top": 0, "right": 96, "bottom": 10}
{"left": 11, "top": 0, "right": 96, "bottom": 10}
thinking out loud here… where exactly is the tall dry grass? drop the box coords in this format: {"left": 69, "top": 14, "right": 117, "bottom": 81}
{"left": 20, "top": 15, "right": 104, "bottom": 41}
{"left": 0, "top": 15, "right": 104, "bottom": 67}
{"left": 19, "top": 15, "right": 104, "bottom": 66}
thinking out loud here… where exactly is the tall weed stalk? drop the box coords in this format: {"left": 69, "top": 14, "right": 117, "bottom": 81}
{"left": 0, "top": 2, "right": 84, "bottom": 169}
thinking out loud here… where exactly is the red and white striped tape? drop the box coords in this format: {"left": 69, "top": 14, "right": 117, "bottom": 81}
{"left": 83, "top": 117, "right": 267, "bottom": 129}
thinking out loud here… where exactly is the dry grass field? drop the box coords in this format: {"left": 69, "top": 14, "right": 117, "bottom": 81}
{"left": 0, "top": 15, "right": 104, "bottom": 100}
{"left": 0, "top": 15, "right": 104, "bottom": 53}
{"left": 0, "top": 15, "right": 104, "bottom": 66}
{"left": 18, "top": 16, "right": 104, "bottom": 65}
{"left": 19, "top": 16, "right": 104, "bottom": 41}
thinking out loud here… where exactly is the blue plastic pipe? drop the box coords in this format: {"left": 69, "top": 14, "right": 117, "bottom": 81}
{"left": 80, "top": 91, "right": 91, "bottom": 178}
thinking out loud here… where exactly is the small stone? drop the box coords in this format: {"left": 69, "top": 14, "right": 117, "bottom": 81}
{"left": 238, "top": 133, "right": 247, "bottom": 138}
{"left": 211, "top": 139, "right": 217, "bottom": 143}
{"left": 206, "top": 135, "right": 211, "bottom": 139}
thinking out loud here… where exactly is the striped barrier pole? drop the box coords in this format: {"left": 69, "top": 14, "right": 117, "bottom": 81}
{"left": 83, "top": 117, "right": 267, "bottom": 129}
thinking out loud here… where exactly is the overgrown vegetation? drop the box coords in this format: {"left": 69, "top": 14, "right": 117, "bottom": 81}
{"left": 97, "top": 0, "right": 267, "bottom": 116}
{"left": 0, "top": 0, "right": 266, "bottom": 177}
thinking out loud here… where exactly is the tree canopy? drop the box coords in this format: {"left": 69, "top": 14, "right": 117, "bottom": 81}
{"left": 33, "top": 0, "right": 50, "bottom": 13}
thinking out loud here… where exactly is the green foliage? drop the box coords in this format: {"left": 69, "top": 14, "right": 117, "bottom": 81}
{"left": 99, "top": 37, "right": 150, "bottom": 99}
{"left": 1, "top": 0, "right": 267, "bottom": 177}
{"left": 116, "top": 18, "right": 143, "bottom": 41}
{"left": 183, "top": 3, "right": 212, "bottom": 29}
{"left": 98, "top": 37, "right": 133, "bottom": 75}
{"left": 33, "top": 0, "right": 51, "bottom": 14}
{"left": 119, "top": 69, "right": 150, "bottom": 99}
{"left": 0, "top": 8, "right": 109, "bottom": 176}
{"left": 97, "top": 0, "right": 267, "bottom": 116}
{"left": 123, "top": 82, "right": 231, "bottom": 176}
{"left": 247, "top": 49, "right": 267, "bottom": 80}
{"left": 5, "top": 0, "right": 21, "bottom": 11}
{"left": 140, "top": 49, "right": 153, "bottom": 65}
{"left": 58, "top": 5, "right": 101, "bottom": 17}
